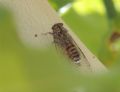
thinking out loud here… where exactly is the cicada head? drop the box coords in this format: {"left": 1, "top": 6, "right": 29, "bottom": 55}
{"left": 52, "top": 23, "right": 63, "bottom": 34}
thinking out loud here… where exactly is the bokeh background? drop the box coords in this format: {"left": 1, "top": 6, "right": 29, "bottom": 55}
{"left": 0, "top": 0, "right": 120, "bottom": 92}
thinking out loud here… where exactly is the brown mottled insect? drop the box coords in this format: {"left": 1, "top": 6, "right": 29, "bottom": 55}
{"left": 49, "top": 23, "right": 83, "bottom": 64}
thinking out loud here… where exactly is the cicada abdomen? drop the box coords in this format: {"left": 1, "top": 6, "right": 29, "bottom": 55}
{"left": 65, "top": 42, "right": 80, "bottom": 63}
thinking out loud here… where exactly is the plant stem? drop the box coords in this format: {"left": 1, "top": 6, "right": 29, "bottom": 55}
{"left": 103, "top": 0, "right": 117, "bottom": 20}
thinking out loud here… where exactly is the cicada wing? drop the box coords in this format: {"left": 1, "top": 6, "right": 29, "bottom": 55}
{"left": 53, "top": 35, "right": 70, "bottom": 62}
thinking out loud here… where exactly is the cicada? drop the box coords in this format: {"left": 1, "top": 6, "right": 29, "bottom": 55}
{"left": 49, "top": 23, "right": 90, "bottom": 67}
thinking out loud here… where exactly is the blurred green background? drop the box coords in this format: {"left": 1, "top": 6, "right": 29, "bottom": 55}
{"left": 0, "top": 0, "right": 120, "bottom": 92}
